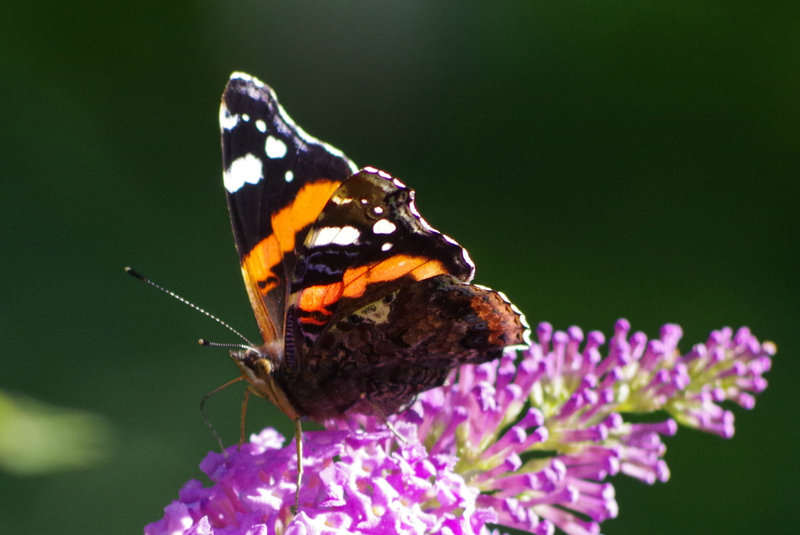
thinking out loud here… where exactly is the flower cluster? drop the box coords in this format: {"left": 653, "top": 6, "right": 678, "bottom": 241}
{"left": 145, "top": 320, "right": 774, "bottom": 535}
{"left": 146, "top": 425, "right": 493, "bottom": 535}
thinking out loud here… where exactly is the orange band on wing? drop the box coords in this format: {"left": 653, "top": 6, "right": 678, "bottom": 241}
{"left": 241, "top": 235, "right": 282, "bottom": 292}
{"left": 298, "top": 283, "right": 343, "bottom": 312}
{"left": 342, "top": 255, "right": 447, "bottom": 299}
{"left": 297, "top": 254, "right": 448, "bottom": 316}
{"left": 240, "top": 180, "right": 342, "bottom": 295}
{"left": 238, "top": 179, "right": 342, "bottom": 340}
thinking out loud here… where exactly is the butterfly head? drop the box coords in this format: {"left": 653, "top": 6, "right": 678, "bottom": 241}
{"left": 231, "top": 343, "right": 302, "bottom": 421}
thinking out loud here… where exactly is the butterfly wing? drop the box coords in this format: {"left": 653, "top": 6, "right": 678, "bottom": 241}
{"left": 287, "top": 168, "right": 475, "bottom": 354}
{"left": 277, "top": 167, "right": 529, "bottom": 419}
{"left": 220, "top": 72, "right": 357, "bottom": 345}
{"left": 281, "top": 273, "right": 529, "bottom": 419}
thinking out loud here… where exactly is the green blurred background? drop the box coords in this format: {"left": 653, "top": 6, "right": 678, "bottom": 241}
{"left": 1, "top": 1, "right": 797, "bottom": 533}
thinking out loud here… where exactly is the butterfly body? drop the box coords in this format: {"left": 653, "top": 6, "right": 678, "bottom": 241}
{"left": 221, "top": 72, "right": 529, "bottom": 424}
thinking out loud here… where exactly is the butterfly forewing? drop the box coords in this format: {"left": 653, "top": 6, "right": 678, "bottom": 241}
{"left": 287, "top": 168, "right": 476, "bottom": 353}
{"left": 220, "top": 72, "right": 357, "bottom": 344}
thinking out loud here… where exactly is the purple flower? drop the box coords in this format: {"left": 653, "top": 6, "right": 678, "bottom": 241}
{"left": 145, "top": 427, "right": 489, "bottom": 535}
{"left": 145, "top": 320, "right": 774, "bottom": 535}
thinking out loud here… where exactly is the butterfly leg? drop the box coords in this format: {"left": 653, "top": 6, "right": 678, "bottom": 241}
{"left": 238, "top": 388, "right": 253, "bottom": 448}
{"left": 367, "top": 398, "right": 410, "bottom": 445}
{"left": 200, "top": 375, "right": 246, "bottom": 455}
{"left": 293, "top": 418, "right": 304, "bottom": 512}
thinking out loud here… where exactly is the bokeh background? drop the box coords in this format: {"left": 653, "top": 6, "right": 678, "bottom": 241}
{"left": 2, "top": 1, "right": 797, "bottom": 533}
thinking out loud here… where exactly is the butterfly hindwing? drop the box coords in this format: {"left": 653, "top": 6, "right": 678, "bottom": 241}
{"left": 220, "top": 72, "right": 357, "bottom": 344}
{"left": 277, "top": 274, "right": 528, "bottom": 419}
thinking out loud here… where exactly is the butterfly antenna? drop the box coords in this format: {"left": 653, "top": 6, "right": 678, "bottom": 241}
{"left": 125, "top": 266, "right": 256, "bottom": 348}
{"left": 198, "top": 339, "right": 253, "bottom": 351}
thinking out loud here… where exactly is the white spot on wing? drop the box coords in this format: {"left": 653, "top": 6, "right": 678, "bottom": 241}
{"left": 284, "top": 170, "right": 294, "bottom": 183}
{"left": 265, "top": 136, "right": 288, "bottom": 159}
{"left": 310, "top": 226, "right": 361, "bottom": 247}
{"left": 331, "top": 195, "right": 353, "bottom": 205}
{"left": 219, "top": 104, "right": 239, "bottom": 131}
{"left": 224, "top": 154, "right": 263, "bottom": 192}
{"left": 255, "top": 119, "right": 267, "bottom": 133}
{"left": 381, "top": 242, "right": 393, "bottom": 251}
{"left": 372, "top": 219, "right": 397, "bottom": 235}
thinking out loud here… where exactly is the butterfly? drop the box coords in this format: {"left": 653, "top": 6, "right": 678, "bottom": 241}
{"left": 219, "top": 71, "right": 529, "bottom": 443}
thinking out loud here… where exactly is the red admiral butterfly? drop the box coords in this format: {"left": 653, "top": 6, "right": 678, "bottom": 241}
{"left": 220, "top": 72, "right": 529, "bottom": 428}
